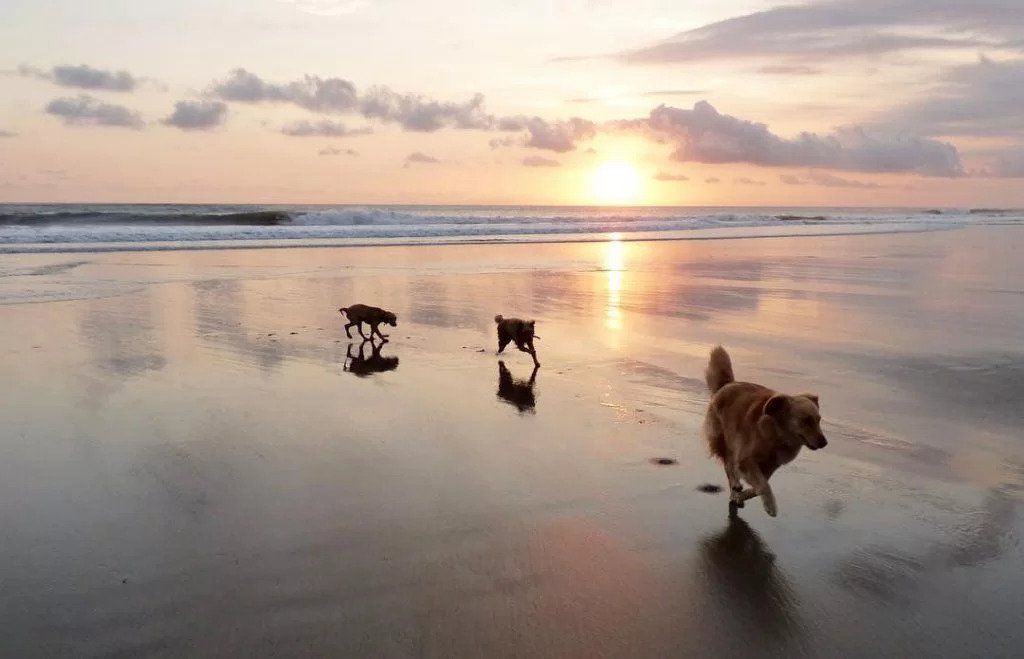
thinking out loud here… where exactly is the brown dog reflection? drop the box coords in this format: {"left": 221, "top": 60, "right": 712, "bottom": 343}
{"left": 344, "top": 339, "right": 399, "bottom": 377}
{"left": 497, "top": 360, "right": 538, "bottom": 413}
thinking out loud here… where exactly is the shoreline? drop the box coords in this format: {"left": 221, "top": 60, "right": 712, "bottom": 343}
{"left": 0, "top": 220, "right": 960, "bottom": 254}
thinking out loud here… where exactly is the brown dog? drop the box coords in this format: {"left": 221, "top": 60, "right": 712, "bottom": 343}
{"left": 494, "top": 314, "right": 540, "bottom": 366}
{"left": 339, "top": 304, "right": 397, "bottom": 341}
{"left": 702, "top": 346, "right": 827, "bottom": 517}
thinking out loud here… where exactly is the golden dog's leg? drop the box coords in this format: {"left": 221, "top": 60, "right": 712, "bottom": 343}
{"left": 725, "top": 459, "right": 743, "bottom": 493}
{"left": 740, "top": 462, "right": 778, "bottom": 517}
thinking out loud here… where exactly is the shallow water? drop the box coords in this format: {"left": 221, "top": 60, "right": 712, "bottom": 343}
{"left": 0, "top": 227, "right": 1022, "bottom": 656}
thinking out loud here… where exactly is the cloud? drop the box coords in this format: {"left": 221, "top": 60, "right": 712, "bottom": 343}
{"left": 805, "top": 171, "right": 882, "bottom": 188}
{"left": 279, "top": 0, "right": 367, "bottom": 16}
{"left": 878, "top": 57, "right": 1024, "bottom": 138}
{"left": 781, "top": 171, "right": 883, "bottom": 187}
{"left": 210, "top": 68, "right": 493, "bottom": 133}
{"left": 654, "top": 171, "right": 689, "bottom": 181}
{"left": 19, "top": 64, "right": 138, "bottom": 91}
{"left": 635, "top": 101, "right": 963, "bottom": 176}
{"left": 497, "top": 116, "right": 596, "bottom": 152}
{"left": 522, "top": 155, "right": 560, "bottom": 167}
{"left": 281, "top": 119, "right": 372, "bottom": 137}
{"left": 319, "top": 147, "right": 359, "bottom": 156}
{"left": 705, "top": 177, "right": 720, "bottom": 183}
{"left": 988, "top": 149, "right": 1024, "bottom": 177}
{"left": 758, "top": 65, "right": 822, "bottom": 75}
{"left": 734, "top": 177, "right": 766, "bottom": 186}
{"left": 621, "top": 0, "right": 1019, "bottom": 64}
{"left": 45, "top": 95, "right": 144, "bottom": 129}
{"left": 0, "top": 129, "right": 15, "bottom": 137}
{"left": 405, "top": 151, "right": 440, "bottom": 165}
{"left": 210, "top": 68, "right": 359, "bottom": 113}
{"left": 359, "top": 87, "right": 491, "bottom": 131}
{"left": 162, "top": 100, "right": 227, "bottom": 130}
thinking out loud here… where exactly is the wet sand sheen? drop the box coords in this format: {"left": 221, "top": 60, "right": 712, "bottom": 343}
{"left": 0, "top": 226, "right": 1022, "bottom": 656}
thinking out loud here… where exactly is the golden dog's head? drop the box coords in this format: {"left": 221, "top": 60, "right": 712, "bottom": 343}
{"left": 764, "top": 394, "right": 827, "bottom": 450}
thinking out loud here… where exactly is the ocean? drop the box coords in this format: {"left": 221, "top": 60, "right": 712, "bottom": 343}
{"left": 1, "top": 203, "right": 1022, "bottom": 252}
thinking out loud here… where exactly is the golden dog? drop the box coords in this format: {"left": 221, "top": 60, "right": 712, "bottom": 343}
{"left": 702, "top": 346, "right": 827, "bottom": 517}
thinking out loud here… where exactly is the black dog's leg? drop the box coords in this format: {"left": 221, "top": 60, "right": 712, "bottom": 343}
{"left": 497, "top": 335, "right": 511, "bottom": 354}
{"left": 516, "top": 340, "right": 540, "bottom": 366}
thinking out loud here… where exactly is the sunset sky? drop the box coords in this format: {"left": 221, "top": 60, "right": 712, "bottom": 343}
{"left": 1, "top": 0, "right": 1022, "bottom": 206}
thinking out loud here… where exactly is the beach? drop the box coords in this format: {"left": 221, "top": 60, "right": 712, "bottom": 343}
{"left": 1, "top": 226, "right": 1023, "bottom": 656}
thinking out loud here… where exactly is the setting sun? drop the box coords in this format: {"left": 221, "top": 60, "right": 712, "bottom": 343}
{"left": 591, "top": 160, "right": 643, "bottom": 205}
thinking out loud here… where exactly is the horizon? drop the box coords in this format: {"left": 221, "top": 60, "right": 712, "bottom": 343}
{"left": 4, "top": 201, "right": 1020, "bottom": 211}
{"left": 2, "top": 1, "right": 1023, "bottom": 206}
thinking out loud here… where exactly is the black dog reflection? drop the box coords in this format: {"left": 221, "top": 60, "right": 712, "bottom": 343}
{"left": 344, "top": 339, "right": 399, "bottom": 377}
{"left": 497, "top": 360, "right": 538, "bottom": 413}
{"left": 698, "top": 515, "right": 802, "bottom": 645}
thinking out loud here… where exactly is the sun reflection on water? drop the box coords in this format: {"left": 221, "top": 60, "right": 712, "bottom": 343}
{"left": 605, "top": 234, "right": 624, "bottom": 332}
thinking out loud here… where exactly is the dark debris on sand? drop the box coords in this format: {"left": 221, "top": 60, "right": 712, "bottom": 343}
{"left": 697, "top": 483, "right": 723, "bottom": 493}
{"left": 651, "top": 457, "right": 677, "bottom": 466}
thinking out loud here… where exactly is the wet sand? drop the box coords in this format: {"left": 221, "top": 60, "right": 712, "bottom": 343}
{"left": 1, "top": 226, "right": 1023, "bottom": 656}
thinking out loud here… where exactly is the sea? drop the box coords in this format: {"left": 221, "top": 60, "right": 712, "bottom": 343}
{"left": 1, "top": 204, "right": 1022, "bottom": 252}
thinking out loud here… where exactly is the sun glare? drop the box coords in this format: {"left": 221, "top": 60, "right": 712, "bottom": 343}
{"left": 591, "top": 160, "right": 642, "bottom": 205}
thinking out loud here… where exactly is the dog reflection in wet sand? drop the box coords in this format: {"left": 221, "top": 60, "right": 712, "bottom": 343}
{"left": 700, "top": 515, "right": 800, "bottom": 642}
{"left": 702, "top": 345, "right": 828, "bottom": 517}
{"left": 497, "top": 361, "right": 538, "bottom": 413}
{"left": 344, "top": 339, "right": 399, "bottom": 377}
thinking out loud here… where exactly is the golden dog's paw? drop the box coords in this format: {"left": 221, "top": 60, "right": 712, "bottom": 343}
{"left": 764, "top": 500, "right": 778, "bottom": 517}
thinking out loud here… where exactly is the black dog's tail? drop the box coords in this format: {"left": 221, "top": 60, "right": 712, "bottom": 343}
{"left": 494, "top": 314, "right": 504, "bottom": 323}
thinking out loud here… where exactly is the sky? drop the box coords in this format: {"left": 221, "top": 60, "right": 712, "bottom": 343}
{"left": 1, "top": 0, "right": 1022, "bottom": 206}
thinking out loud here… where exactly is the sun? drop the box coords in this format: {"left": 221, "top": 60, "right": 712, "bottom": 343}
{"left": 590, "top": 160, "right": 643, "bottom": 205}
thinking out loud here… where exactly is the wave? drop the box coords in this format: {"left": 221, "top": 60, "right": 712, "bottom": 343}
{"left": 0, "top": 205, "right": 1021, "bottom": 252}
{"left": 0, "top": 209, "right": 291, "bottom": 226}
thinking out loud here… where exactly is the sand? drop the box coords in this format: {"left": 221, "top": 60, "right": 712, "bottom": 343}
{"left": 1, "top": 226, "right": 1022, "bottom": 656}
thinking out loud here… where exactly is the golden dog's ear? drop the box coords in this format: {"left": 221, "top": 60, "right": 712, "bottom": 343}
{"left": 763, "top": 394, "right": 790, "bottom": 419}
{"left": 799, "top": 393, "right": 820, "bottom": 408}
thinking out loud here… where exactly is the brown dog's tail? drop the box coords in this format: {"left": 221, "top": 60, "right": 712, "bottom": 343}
{"left": 494, "top": 314, "right": 504, "bottom": 323}
{"left": 339, "top": 307, "right": 349, "bottom": 317}
{"left": 705, "top": 345, "right": 735, "bottom": 394}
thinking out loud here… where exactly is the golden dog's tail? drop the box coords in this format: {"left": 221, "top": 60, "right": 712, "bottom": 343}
{"left": 494, "top": 314, "right": 504, "bottom": 323}
{"left": 705, "top": 345, "right": 735, "bottom": 394}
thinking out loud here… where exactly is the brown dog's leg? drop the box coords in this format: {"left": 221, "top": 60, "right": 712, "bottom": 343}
{"left": 373, "top": 323, "right": 389, "bottom": 340}
{"left": 739, "top": 461, "right": 778, "bottom": 517}
{"left": 357, "top": 321, "right": 369, "bottom": 340}
{"left": 344, "top": 322, "right": 356, "bottom": 339}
